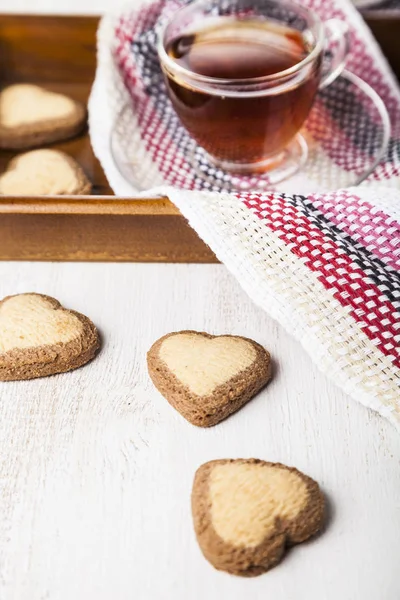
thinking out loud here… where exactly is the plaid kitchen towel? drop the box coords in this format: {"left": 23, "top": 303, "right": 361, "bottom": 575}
{"left": 88, "top": 0, "right": 400, "bottom": 427}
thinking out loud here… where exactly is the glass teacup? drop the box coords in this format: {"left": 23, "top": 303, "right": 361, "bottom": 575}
{"left": 158, "top": 0, "right": 349, "bottom": 180}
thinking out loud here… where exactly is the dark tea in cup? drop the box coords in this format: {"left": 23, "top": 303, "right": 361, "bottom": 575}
{"left": 158, "top": 0, "right": 348, "bottom": 175}
{"left": 165, "top": 20, "right": 320, "bottom": 166}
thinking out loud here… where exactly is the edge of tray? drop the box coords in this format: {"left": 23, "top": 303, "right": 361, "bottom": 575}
{"left": 0, "top": 196, "right": 180, "bottom": 215}
{"left": 0, "top": 198, "right": 218, "bottom": 262}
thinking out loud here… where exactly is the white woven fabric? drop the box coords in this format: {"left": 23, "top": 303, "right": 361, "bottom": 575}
{"left": 89, "top": 3, "right": 400, "bottom": 428}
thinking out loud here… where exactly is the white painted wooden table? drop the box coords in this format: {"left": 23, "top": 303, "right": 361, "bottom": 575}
{"left": 1, "top": 2, "right": 400, "bottom": 600}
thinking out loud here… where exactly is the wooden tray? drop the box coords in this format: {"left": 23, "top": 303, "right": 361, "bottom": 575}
{"left": 0, "top": 15, "right": 216, "bottom": 262}
{"left": 0, "top": 13, "right": 398, "bottom": 263}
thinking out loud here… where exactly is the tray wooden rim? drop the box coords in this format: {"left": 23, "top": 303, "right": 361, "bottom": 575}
{"left": 0, "top": 197, "right": 178, "bottom": 215}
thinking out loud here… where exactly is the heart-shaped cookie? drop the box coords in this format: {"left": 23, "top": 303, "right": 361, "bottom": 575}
{"left": 0, "top": 150, "right": 91, "bottom": 196}
{"left": 192, "top": 459, "right": 325, "bottom": 576}
{"left": 0, "top": 293, "right": 100, "bottom": 381}
{"left": 0, "top": 84, "right": 86, "bottom": 149}
{"left": 147, "top": 331, "right": 271, "bottom": 427}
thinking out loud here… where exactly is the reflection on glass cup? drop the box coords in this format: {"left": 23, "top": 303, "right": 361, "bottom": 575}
{"left": 158, "top": 0, "right": 349, "bottom": 174}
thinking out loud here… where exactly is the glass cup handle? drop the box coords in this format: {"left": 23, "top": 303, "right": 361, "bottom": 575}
{"left": 319, "top": 19, "right": 350, "bottom": 89}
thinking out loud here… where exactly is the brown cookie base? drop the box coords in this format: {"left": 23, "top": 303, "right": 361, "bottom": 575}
{"left": 147, "top": 331, "right": 271, "bottom": 427}
{"left": 0, "top": 101, "right": 87, "bottom": 150}
{"left": 192, "top": 459, "right": 325, "bottom": 576}
{"left": 0, "top": 293, "right": 100, "bottom": 381}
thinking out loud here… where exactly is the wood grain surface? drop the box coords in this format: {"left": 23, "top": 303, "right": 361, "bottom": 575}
{"left": 0, "top": 261, "right": 399, "bottom": 600}
{"left": 0, "top": 196, "right": 216, "bottom": 263}
{"left": 0, "top": 212, "right": 217, "bottom": 262}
